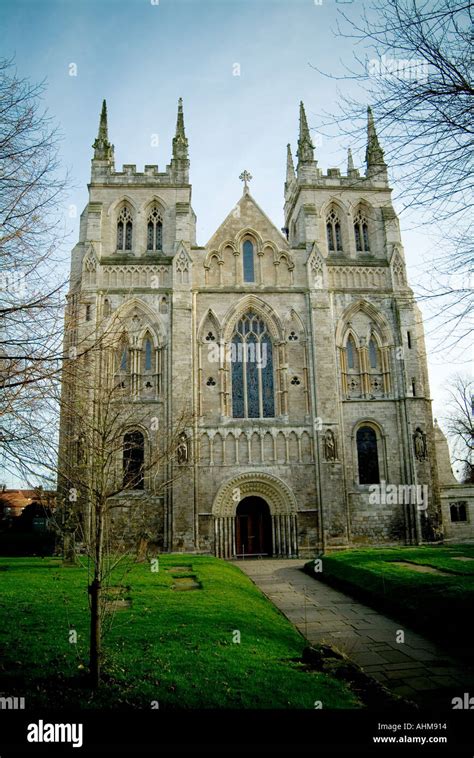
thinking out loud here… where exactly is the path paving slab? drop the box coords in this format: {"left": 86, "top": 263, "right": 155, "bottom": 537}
{"left": 234, "top": 559, "right": 474, "bottom": 709}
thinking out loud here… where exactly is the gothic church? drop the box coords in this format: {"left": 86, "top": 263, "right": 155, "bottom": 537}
{"left": 60, "top": 98, "right": 457, "bottom": 558}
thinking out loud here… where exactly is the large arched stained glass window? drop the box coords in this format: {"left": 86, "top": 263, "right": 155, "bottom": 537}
{"left": 356, "top": 426, "right": 380, "bottom": 484}
{"left": 243, "top": 240, "right": 255, "bottom": 282}
{"left": 231, "top": 311, "right": 274, "bottom": 418}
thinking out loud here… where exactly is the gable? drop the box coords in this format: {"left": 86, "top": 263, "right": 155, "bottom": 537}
{"left": 206, "top": 192, "right": 288, "bottom": 252}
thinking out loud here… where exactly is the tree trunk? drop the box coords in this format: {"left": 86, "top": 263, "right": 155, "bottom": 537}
{"left": 89, "top": 576, "right": 101, "bottom": 688}
{"left": 89, "top": 503, "right": 104, "bottom": 688}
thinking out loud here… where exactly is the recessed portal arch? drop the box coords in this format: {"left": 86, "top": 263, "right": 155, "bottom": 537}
{"left": 212, "top": 472, "right": 298, "bottom": 558}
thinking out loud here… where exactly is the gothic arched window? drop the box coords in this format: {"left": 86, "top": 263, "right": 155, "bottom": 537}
{"left": 356, "top": 426, "right": 380, "bottom": 484}
{"left": 354, "top": 209, "right": 370, "bottom": 253}
{"left": 123, "top": 431, "right": 144, "bottom": 489}
{"left": 231, "top": 311, "right": 274, "bottom": 418}
{"left": 326, "top": 209, "right": 343, "bottom": 253}
{"left": 120, "top": 347, "right": 128, "bottom": 371}
{"left": 147, "top": 206, "right": 163, "bottom": 251}
{"left": 117, "top": 206, "right": 133, "bottom": 252}
{"left": 368, "top": 337, "right": 378, "bottom": 369}
{"left": 144, "top": 338, "right": 152, "bottom": 371}
{"left": 346, "top": 335, "right": 358, "bottom": 370}
{"left": 243, "top": 240, "right": 255, "bottom": 282}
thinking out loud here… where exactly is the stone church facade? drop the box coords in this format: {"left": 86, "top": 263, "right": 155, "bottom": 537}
{"left": 59, "top": 98, "right": 461, "bottom": 559}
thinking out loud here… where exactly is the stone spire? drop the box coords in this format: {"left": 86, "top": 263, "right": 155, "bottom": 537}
{"left": 297, "top": 101, "right": 314, "bottom": 164}
{"left": 286, "top": 144, "right": 296, "bottom": 188}
{"left": 171, "top": 97, "right": 190, "bottom": 183}
{"left": 172, "top": 97, "right": 189, "bottom": 161}
{"left": 92, "top": 99, "right": 114, "bottom": 162}
{"left": 365, "top": 106, "right": 387, "bottom": 180}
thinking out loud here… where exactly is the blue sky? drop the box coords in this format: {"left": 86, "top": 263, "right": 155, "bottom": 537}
{"left": 1, "top": 0, "right": 466, "bottom": 484}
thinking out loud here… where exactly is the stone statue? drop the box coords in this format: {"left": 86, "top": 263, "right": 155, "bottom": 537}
{"left": 177, "top": 432, "right": 189, "bottom": 464}
{"left": 413, "top": 428, "right": 427, "bottom": 461}
{"left": 323, "top": 429, "right": 337, "bottom": 462}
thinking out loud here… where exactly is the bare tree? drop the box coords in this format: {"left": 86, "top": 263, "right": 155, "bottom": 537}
{"left": 313, "top": 0, "right": 473, "bottom": 350}
{"left": 56, "top": 325, "right": 194, "bottom": 688}
{"left": 442, "top": 374, "right": 473, "bottom": 482}
{"left": 0, "top": 58, "right": 69, "bottom": 479}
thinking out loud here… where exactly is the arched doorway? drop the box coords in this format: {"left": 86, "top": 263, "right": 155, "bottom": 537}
{"left": 236, "top": 497, "right": 272, "bottom": 557}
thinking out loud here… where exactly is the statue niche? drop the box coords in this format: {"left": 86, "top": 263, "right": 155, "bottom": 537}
{"left": 323, "top": 429, "right": 338, "bottom": 462}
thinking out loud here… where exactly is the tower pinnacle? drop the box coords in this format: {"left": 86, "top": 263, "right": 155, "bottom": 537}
{"left": 365, "top": 106, "right": 387, "bottom": 179}
{"left": 297, "top": 101, "right": 314, "bottom": 164}
{"left": 172, "top": 97, "right": 189, "bottom": 161}
{"left": 92, "top": 99, "right": 113, "bottom": 162}
{"left": 286, "top": 144, "right": 296, "bottom": 187}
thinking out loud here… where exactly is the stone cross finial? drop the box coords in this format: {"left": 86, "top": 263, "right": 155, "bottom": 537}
{"left": 239, "top": 170, "right": 252, "bottom": 194}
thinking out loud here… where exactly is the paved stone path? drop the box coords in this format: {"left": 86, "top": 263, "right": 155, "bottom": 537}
{"left": 234, "top": 559, "right": 474, "bottom": 708}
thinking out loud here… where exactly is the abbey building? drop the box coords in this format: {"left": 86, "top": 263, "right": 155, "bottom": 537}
{"left": 59, "top": 98, "right": 466, "bottom": 558}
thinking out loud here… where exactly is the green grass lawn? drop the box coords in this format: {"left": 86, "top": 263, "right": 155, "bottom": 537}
{"left": 0, "top": 555, "right": 358, "bottom": 709}
{"left": 304, "top": 544, "right": 474, "bottom": 656}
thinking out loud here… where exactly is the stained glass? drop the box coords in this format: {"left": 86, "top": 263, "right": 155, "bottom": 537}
{"left": 346, "top": 337, "right": 355, "bottom": 369}
{"left": 145, "top": 339, "right": 152, "bottom": 370}
{"left": 125, "top": 221, "right": 132, "bottom": 251}
{"left": 369, "top": 338, "right": 377, "bottom": 368}
{"left": 231, "top": 334, "right": 244, "bottom": 417}
{"left": 156, "top": 220, "right": 163, "bottom": 250}
{"left": 231, "top": 311, "right": 274, "bottom": 418}
{"left": 362, "top": 223, "right": 369, "bottom": 251}
{"left": 243, "top": 240, "right": 255, "bottom": 282}
{"left": 261, "top": 335, "right": 274, "bottom": 417}
{"left": 327, "top": 223, "right": 334, "bottom": 251}
{"left": 147, "top": 222, "right": 154, "bottom": 250}
{"left": 247, "top": 333, "right": 259, "bottom": 417}
{"left": 117, "top": 221, "right": 124, "bottom": 250}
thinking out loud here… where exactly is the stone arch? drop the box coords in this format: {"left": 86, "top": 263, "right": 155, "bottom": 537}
{"left": 275, "top": 251, "right": 295, "bottom": 270}
{"left": 351, "top": 418, "right": 388, "bottom": 485}
{"left": 218, "top": 239, "right": 237, "bottom": 256}
{"left": 348, "top": 197, "right": 374, "bottom": 217}
{"left": 203, "top": 250, "right": 223, "bottom": 269}
{"left": 320, "top": 196, "right": 350, "bottom": 219}
{"left": 198, "top": 308, "right": 221, "bottom": 343}
{"left": 143, "top": 195, "right": 168, "bottom": 213}
{"left": 286, "top": 308, "right": 307, "bottom": 340}
{"left": 235, "top": 227, "right": 264, "bottom": 254}
{"left": 137, "top": 325, "right": 160, "bottom": 349}
{"left": 106, "top": 195, "right": 140, "bottom": 217}
{"left": 335, "top": 300, "right": 393, "bottom": 347}
{"left": 222, "top": 295, "right": 284, "bottom": 343}
{"left": 213, "top": 473, "right": 299, "bottom": 558}
{"left": 111, "top": 297, "right": 166, "bottom": 344}
{"left": 212, "top": 472, "right": 297, "bottom": 517}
